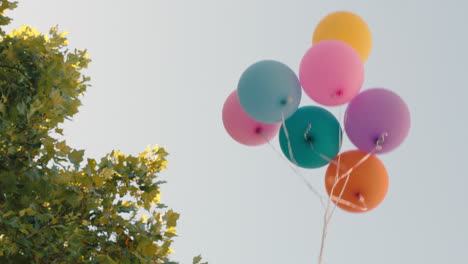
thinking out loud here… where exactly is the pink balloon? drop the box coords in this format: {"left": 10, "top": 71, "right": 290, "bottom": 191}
{"left": 299, "top": 40, "right": 364, "bottom": 106}
{"left": 222, "top": 90, "right": 281, "bottom": 146}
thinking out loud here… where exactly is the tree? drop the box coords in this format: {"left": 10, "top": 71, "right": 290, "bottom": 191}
{"left": 0, "top": 1, "right": 206, "bottom": 263}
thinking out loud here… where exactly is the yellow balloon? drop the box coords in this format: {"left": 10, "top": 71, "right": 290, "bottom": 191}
{"left": 313, "top": 11, "right": 372, "bottom": 62}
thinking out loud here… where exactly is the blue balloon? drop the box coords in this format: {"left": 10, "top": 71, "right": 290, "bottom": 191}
{"left": 237, "top": 60, "right": 301, "bottom": 123}
{"left": 279, "top": 106, "right": 342, "bottom": 168}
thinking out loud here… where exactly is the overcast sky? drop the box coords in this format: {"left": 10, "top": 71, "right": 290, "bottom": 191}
{"left": 6, "top": 0, "right": 468, "bottom": 263}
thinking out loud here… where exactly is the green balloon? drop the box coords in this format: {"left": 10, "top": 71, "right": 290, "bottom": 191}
{"left": 279, "top": 106, "right": 342, "bottom": 168}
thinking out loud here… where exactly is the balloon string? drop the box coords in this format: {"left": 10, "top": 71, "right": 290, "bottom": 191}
{"left": 331, "top": 132, "right": 388, "bottom": 213}
{"left": 281, "top": 112, "right": 298, "bottom": 165}
{"left": 318, "top": 106, "right": 343, "bottom": 264}
{"left": 328, "top": 151, "right": 373, "bottom": 219}
{"left": 332, "top": 131, "right": 388, "bottom": 185}
{"left": 264, "top": 110, "right": 387, "bottom": 264}
{"left": 280, "top": 112, "right": 325, "bottom": 207}
{"left": 358, "top": 193, "right": 368, "bottom": 210}
{"left": 303, "top": 123, "right": 342, "bottom": 168}
{"left": 319, "top": 130, "right": 388, "bottom": 264}
{"left": 335, "top": 152, "right": 373, "bottom": 184}
{"left": 259, "top": 131, "right": 325, "bottom": 209}
{"left": 320, "top": 150, "right": 374, "bottom": 260}
{"left": 330, "top": 195, "right": 367, "bottom": 211}
{"left": 318, "top": 149, "right": 374, "bottom": 263}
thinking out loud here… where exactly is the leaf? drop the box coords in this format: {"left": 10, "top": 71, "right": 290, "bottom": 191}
{"left": 18, "top": 207, "right": 34, "bottom": 217}
{"left": 0, "top": 101, "right": 5, "bottom": 114}
{"left": 100, "top": 167, "right": 113, "bottom": 179}
{"left": 164, "top": 231, "right": 177, "bottom": 238}
{"left": 69, "top": 149, "right": 84, "bottom": 166}
{"left": 141, "top": 243, "right": 158, "bottom": 258}
{"left": 164, "top": 210, "right": 180, "bottom": 228}
{"left": 56, "top": 141, "right": 71, "bottom": 154}
{"left": 3, "top": 210, "right": 16, "bottom": 218}
{"left": 158, "top": 241, "right": 171, "bottom": 256}
{"left": 99, "top": 215, "right": 108, "bottom": 225}
{"left": 92, "top": 174, "right": 105, "bottom": 187}
{"left": 193, "top": 255, "right": 203, "bottom": 264}
{"left": 193, "top": 255, "right": 208, "bottom": 264}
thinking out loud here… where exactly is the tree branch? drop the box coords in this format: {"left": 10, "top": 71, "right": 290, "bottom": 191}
{"left": 0, "top": 64, "right": 33, "bottom": 86}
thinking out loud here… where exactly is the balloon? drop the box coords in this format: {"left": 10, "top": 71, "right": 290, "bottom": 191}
{"left": 344, "top": 88, "right": 411, "bottom": 154}
{"left": 299, "top": 40, "right": 364, "bottom": 106}
{"left": 313, "top": 11, "right": 372, "bottom": 62}
{"left": 279, "top": 106, "right": 342, "bottom": 168}
{"left": 237, "top": 60, "right": 301, "bottom": 123}
{"left": 325, "top": 150, "right": 388, "bottom": 213}
{"left": 222, "top": 90, "right": 281, "bottom": 146}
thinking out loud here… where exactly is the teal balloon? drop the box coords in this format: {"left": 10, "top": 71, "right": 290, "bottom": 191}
{"left": 237, "top": 60, "right": 301, "bottom": 123}
{"left": 279, "top": 106, "right": 342, "bottom": 168}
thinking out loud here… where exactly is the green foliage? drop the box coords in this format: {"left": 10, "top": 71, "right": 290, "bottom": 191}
{"left": 193, "top": 255, "right": 208, "bottom": 264}
{"left": 0, "top": 1, "right": 206, "bottom": 263}
{"left": 0, "top": 0, "right": 17, "bottom": 36}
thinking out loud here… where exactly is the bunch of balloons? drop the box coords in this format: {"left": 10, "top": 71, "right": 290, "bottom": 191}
{"left": 222, "top": 11, "right": 410, "bottom": 213}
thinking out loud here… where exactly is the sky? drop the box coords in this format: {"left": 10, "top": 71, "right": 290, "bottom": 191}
{"left": 6, "top": 0, "right": 468, "bottom": 263}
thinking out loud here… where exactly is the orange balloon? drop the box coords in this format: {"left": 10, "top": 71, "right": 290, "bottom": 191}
{"left": 324, "top": 150, "right": 388, "bottom": 213}
{"left": 313, "top": 11, "right": 372, "bottom": 62}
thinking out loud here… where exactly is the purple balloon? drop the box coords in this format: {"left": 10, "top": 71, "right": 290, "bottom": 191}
{"left": 344, "top": 88, "right": 411, "bottom": 154}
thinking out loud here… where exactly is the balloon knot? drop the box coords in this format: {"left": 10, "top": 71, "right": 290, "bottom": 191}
{"left": 280, "top": 96, "right": 293, "bottom": 106}
{"left": 304, "top": 124, "right": 314, "bottom": 145}
{"left": 375, "top": 132, "right": 389, "bottom": 150}
{"left": 331, "top": 89, "right": 343, "bottom": 98}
